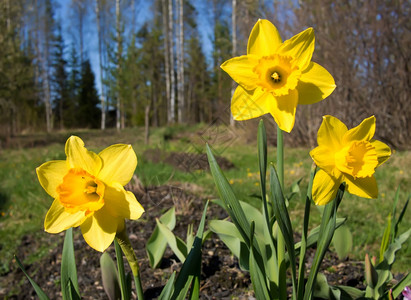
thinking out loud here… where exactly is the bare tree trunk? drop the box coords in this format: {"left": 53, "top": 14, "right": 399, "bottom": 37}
{"left": 144, "top": 104, "right": 150, "bottom": 145}
{"left": 230, "top": 0, "right": 237, "bottom": 126}
{"left": 95, "top": 0, "right": 106, "bottom": 130}
{"left": 35, "top": 0, "right": 52, "bottom": 132}
{"left": 168, "top": 0, "right": 176, "bottom": 123}
{"left": 162, "top": 0, "right": 172, "bottom": 124}
{"left": 176, "top": 0, "right": 184, "bottom": 123}
{"left": 115, "top": 0, "right": 122, "bottom": 130}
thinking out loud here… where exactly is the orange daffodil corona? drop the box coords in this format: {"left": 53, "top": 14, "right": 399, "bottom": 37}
{"left": 36, "top": 136, "right": 144, "bottom": 252}
{"left": 221, "top": 19, "right": 336, "bottom": 133}
{"left": 310, "top": 116, "right": 391, "bottom": 205}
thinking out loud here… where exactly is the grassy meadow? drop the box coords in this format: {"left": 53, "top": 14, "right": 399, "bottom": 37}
{"left": 0, "top": 123, "right": 410, "bottom": 279}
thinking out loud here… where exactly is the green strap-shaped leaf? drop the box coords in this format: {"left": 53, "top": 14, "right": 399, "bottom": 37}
{"left": 380, "top": 213, "right": 392, "bottom": 263}
{"left": 206, "top": 144, "right": 250, "bottom": 245}
{"left": 303, "top": 183, "right": 345, "bottom": 300}
{"left": 335, "top": 285, "right": 365, "bottom": 299}
{"left": 332, "top": 224, "right": 353, "bottom": 260}
{"left": 270, "top": 165, "right": 297, "bottom": 294}
{"left": 61, "top": 228, "right": 80, "bottom": 300}
{"left": 249, "top": 221, "right": 271, "bottom": 300}
{"left": 158, "top": 272, "right": 176, "bottom": 300}
{"left": 100, "top": 252, "right": 121, "bottom": 300}
{"left": 114, "top": 239, "right": 131, "bottom": 300}
{"left": 146, "top": 207, "right": 176, "bottom": 268}
{"left": 15, "top": 255, "right": 50, "bottom": 300}
{"left": 170, "top": 201, "right": 209, "bottom": 300}
{"left": 386, "top": 272, "right": 411, "bottom": 299}
{"left": 156, "top": 219, "right": 187, "bottom": 262}
{"left": 297, "top": 165, "right": 315, "bottom": 300}
{"left": 365, "top": 253, "right": 378, "bottom": 289}
{"left": 394, "top": 195, "right": 409, "bottom": 239}
{"left": 378, "top": 227, "right": 411, "bottom": 269}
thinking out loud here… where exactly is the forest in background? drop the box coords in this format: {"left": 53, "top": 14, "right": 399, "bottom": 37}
{"left": 0, "top": 0, "right": 410, "bottom": 149}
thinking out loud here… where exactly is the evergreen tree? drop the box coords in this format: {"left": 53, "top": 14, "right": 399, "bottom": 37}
{"left": 65, "top": 43, "right": 81, "bottom": 128}
{"left": 186, "top": 31, "right": 211, "bottom": 123}
{"left": 51, "top": 26, "right": 69, "bottom": 129}
{"left": 78, "top": 59, "right": 100, "bottom": 128}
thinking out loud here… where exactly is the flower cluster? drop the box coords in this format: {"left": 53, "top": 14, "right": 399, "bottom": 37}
{"left": 221, "top": 19, "right": 391, "bottom": 205}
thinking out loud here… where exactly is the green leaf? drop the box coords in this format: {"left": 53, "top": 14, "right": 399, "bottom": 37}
{"left": 206, "top": 144, "right": 250, "bottom": 245}
{"left": 294, "top": 218, "right": 346, "bottom": 255}
{"left": 156, "top": 218, "right": 187, "bottom": 262}
{"left": 332, "top": 224, "right": 352, "bottom": 259}
{"left": 146, "top": 207, "right": 176, "bottom": 268}
{"left": 380, "top": 214, "right": 392, "bottom": 263}
{"left": 15, "top": 255, "right": 50, "bottom": 300}
{"left": 158, "top": 272, "right": 176, "bottom": 300}
{"left": 335, "top": 285, "right": 365, "bottom": 299}
{"left": 364, "top": 253, "right": 378, "bottom": 288}
{"left": 249, "top": 221, "right": 271, "bottom": 300}
{"left": 394, "top": 195, "right": 409, "bottom": 239}
{"left": 208, "top": 219, "right": 249, "bottom": 270}
{"left": 313, "top": 273, "right": 330, "bottom": 299}
{"left": 171, "top": 201, "right": 208, "bottom": 300}
{"left": 61, "top": 228, "right": 80, "bottom": 300}
{"left": 269, "top": 165, "right": 297, "bottom": 289}
{"left": 378, "top": 228, "right": 411, "bottom": 269}
{"left": 297, "top": 165, "right": 316, "bottom": 300}
{"left": 303, "top": 183, "right": 345, "bottom": 300}
{"left": 100, "top": 252, "right": 121, "bottom": 300}
{"left": 387, "top": 272, "right": 411, "bottom": 299}
{"left": 114, "top": 239, "right": 130, "bottom": 300}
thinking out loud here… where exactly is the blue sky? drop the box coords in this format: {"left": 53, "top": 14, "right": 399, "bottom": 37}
{"left": 55, "top": 0, "right": 215, "bottom": 93}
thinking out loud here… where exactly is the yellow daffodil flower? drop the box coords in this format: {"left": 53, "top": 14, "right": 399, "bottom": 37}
{"left": 36, "top": 136, "right": 144, "bottom": 252}
{"left": 221, "top": 19, "right": 336, "bottom": 133}
{"left": 310, "top": 115, "right": 391, "bottom": 205}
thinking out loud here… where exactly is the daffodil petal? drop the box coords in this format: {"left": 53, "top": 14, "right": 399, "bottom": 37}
{"left": 310, "top": 145, "right": 335, "bottom": 174}
{"left": 317, "top": 115, "right": 347, "bottom": 151}
{"left": 247, "top": 19, "right": 282, "bottom": 56}
{"left": 65, "top": 136, "right": 102, "bottom": 175}
{"left": 80, "top": 207, "right": 118, "bottom": 252}
{"left": 36, "top": 160, "right": 68, "bottom": 198}
{"left": 44, "top": 198, "right": 86, "bottom": 233}
{"left": 344, "top": 174, "right": 378, "bottom": 199}
{"left": 278, "top": 27, "right": 314, "bottom": 70}
{"left": 270, "top": 89, "right": 298, "bottom": 133}
{"left": 312, "top": 169, "right": 341, "bottom": 205}
{"left": 104, "top": 183, "right": 144, "bottom": 220}
{"left": 343, "top": 116, "right": 376, "bottom": 143}
{"left": 297, "top": 62, "right": 336, "bottom": 105}
{"left": 98, "top": 144, "right": 137, "bottom": 186}
{"left": 371, "top": 139, "right": 391, "bottom": 167}
{"left": 220, "top": 55, "right": 259, "bottom": 90}
{"left": 231, "top": 86, "right": 273, "bottom": 120}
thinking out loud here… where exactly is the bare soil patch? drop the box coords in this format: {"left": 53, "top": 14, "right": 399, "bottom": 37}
{"left": 1, "top": 184, "right": 371, "bottom": 299}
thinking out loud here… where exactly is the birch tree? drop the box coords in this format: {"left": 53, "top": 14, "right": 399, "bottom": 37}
{"left": 168, "top": 0, "right": 176, "bottom": 123}
{"left": 95, "top": 0, "right": 106, "bottom": 129}
{"left": 176, "top": 0, "right": 184, "bottom": 123}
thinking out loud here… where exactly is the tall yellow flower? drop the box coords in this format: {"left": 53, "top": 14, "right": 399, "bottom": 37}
{"left": 36, "top": 136, "right": 144, "bottom": 252}
{"left": 310, "top": 115, "right": 391, "bottom": 205}
{"left": 221, "top": 19, "right": 336, "bottom": 133}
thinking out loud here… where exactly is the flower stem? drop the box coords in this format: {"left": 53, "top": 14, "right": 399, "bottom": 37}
{"left": 277, "top": 126, "right": 287, "bottom": 300}
{"left": 115, "top": 228, "right": 144, "bottom": 300}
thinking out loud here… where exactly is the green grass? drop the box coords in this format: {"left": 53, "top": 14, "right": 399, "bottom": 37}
{"left": 0, "top": 125, "right": 410, "bottom": 277}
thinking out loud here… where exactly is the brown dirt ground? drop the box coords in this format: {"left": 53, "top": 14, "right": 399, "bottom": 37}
{"left": 0, "top": 151, "right": 394, "bottom": 299}
{"left": 2, "top": 182, "right": 374, "bottom": 300}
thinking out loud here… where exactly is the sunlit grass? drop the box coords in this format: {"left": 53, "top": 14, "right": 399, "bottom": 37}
{"left": 0, "top": 126, "right": 410, "bottom": 276}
